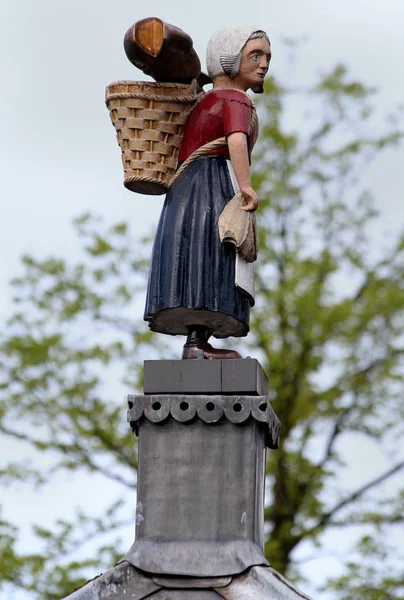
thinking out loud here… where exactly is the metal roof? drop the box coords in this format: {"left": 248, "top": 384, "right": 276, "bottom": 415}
{"left": 65, "top": 562, "right": 312, "bottom": 599}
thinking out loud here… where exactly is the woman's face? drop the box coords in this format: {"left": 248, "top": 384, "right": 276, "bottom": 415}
{"left": 233, "top": 37, "right": 271, "bottom": 93}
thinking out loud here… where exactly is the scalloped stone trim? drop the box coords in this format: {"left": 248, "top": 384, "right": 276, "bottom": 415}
{"left": 127, "top": 394, "right": 280, "bottom": 449}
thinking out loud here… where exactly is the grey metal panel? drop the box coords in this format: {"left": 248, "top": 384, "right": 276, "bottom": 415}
{"left": 62, "top": 565, "right": 313, "bottom": 600}
{"left": 142, "top": 359, "right": 269, "bottom": 396}
{"left": 215, "top": 566, "right": 313, "bottom": 600}
{"left": 153, "top": 576, "right": 232, "bottom": 588}
{"left": 125, "top": 540, "right": 268, "bottom": 579}
{"left": 63, "top": 562, "right": 161, "bottom": 599}
{"left": 124, "top": 417, "right": 269, "bottom": 577}
{"left": 127, "top": 395, "right": 280, "bottom": 449}
{"left": 150, "top": 591, "right": 222, "bottom": 599}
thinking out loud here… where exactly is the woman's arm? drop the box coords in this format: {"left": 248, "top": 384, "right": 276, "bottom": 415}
{"left": 227, "top": 131, "right": 258, "bottom": 212}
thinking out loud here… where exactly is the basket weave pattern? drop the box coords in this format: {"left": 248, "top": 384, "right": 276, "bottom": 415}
{"left": 105, "top": 80, "right": 199, "bottom": 195}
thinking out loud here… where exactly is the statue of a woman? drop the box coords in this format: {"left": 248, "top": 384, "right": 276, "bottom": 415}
{"left": 144, "top": 26, "right": 271, "bottom": 359}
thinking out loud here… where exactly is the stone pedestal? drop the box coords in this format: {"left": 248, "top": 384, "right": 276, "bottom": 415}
{"left": 124, "top": 359, "right": 279, "bottom": 576}
{"left": 64, "top": 360, "right": 311, "bottom": 600}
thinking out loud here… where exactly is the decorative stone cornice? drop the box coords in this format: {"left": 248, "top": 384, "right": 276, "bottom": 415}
{"left": 127, "top": 394, "right": 280, "bottom": 449}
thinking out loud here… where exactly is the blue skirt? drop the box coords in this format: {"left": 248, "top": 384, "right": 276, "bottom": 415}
{"left": 144, "top": 156, "right": 252, "bottom": 338}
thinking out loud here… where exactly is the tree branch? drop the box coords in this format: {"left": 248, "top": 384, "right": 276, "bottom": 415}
{"left": 52, "top": 517, "right": 133, "bottom": 559}
{"left": 304, "top": 460, "right": 404, "bottom": 536}
{"left": 314, "top": 346, "right": 404, "bottom": 467}
{"left": 0, "top": 424, "right": 136, "bottom": 489}
{"left": 93, "top": 312, "right": 138, "bottom": 336}
{"left": 50, "top": 452, "right": 136, "bottom": 490}
{"left": 316, "top": 392, "right": 359, "bottom": 469}
{"left": 328, "top": 514, "right": 404, "bottom": 527}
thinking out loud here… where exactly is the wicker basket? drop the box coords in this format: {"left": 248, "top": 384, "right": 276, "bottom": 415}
{"left": 105, "top": 80, "right": 199, "bottom": 195}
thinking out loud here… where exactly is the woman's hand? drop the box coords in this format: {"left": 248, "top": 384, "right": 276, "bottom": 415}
{"left": 240, "top": 186, "right": 259, "bottom": 212}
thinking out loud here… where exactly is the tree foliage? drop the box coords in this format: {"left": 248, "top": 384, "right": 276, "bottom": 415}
{"left": 1, "top": 63, "right": 403, "bottom": 599}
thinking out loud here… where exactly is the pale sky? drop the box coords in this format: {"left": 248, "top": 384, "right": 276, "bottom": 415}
{"left": 1, "top": 0, "right": 403, "bottom": 313}
{"left": 1, "top": 1, "right": 403, "bottom": 598}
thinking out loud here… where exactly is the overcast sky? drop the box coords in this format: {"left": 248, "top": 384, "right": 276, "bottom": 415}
{"left": 1, "top": 0, "right": 403, "bottom": 315}
{"left": 1, "top": 1, "right": 403, "bottom": 598}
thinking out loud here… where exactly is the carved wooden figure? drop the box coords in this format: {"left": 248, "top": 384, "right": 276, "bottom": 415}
{"left": 124, "top": 17, "right": 209, "bottom": 86}
{"left": 143, "top": 25, "right": 271, "bottom": 359}
{"left": 107, "top": 21, "right": 271, "bottom": 359}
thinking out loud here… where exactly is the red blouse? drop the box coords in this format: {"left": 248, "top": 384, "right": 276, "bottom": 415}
{"left": 178, "top": 89, "right": 257, "bottom": 164}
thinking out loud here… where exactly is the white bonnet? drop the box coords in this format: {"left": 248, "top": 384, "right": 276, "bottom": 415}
{"left": 206, "top": 26, "right": 258, "bottom": 79}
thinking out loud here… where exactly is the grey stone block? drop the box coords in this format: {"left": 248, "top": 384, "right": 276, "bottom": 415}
{"left": 143, "top": 359, "right": 268, "bottom": 396}
{"left": 144, "top": 360, "right": 222, "bottom": 394}
{"left": 221, "top": 359, "right": 268, "bottom": 396}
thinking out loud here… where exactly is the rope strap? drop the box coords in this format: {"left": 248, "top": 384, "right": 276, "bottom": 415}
{"left": 169, "top": 137, "right": 227, "bottom": 186}
{"left": 106, "top": 91, "right": 201, "bottom": 104}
